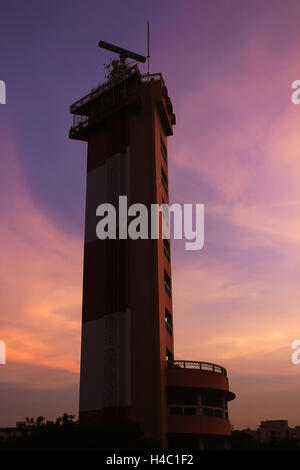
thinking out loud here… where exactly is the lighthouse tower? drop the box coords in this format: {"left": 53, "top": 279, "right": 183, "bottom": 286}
{"left": 69, "top": 41, "right": 235, "bottom": 449}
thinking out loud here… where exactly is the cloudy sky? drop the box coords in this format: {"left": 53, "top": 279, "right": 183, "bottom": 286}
{"left": 1, "top": 0, "right": 300, "bottom": 429}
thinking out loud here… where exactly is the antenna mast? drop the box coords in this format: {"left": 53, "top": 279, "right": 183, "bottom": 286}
{"left": 147, "top": 21, "right": 150, "bottom": 77}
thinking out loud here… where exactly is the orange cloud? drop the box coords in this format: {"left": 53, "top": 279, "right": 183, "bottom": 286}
{"left": 0, "top": 133, "right": 82, "bottom": 387}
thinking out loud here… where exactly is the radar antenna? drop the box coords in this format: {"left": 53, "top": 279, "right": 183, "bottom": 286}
{"left": 99, "top": 35, "right": 149, "bottom": 84}
{"left": 98, "top": 40, "right": 147, "bottom": 64}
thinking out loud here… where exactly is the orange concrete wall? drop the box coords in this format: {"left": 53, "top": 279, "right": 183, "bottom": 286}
{"left": 79, "top": 75, "right": 176, "bottom": 448}
{"left": 167, "top": 415, "right": 232, "bottom": 436}
{"left": 166, "top": 368, "right": 232, "bottom": 395}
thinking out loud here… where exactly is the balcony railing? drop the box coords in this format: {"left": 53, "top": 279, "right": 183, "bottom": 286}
{"left": 70, "top": 64, "right": 141, "bottom": 114}
{"left": 167, "top": 360, "right": 227, "bottom": 376}
{"left": 168, "top": 405, "right": 229, "bottom": 420}
{"left": 70, "top": 68, "right": 165, "bottom": 116}
{"left": 141, "top": 72, "right": 164, "bottom": 84}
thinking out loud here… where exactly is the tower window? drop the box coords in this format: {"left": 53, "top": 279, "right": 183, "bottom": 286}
{"left": 166, "top": 348, "right": 173, "bottom": 362}
{"left": 201, "top": 390, "right": 223, "bottom": 408}
{"left": 164, "top": 269, "right": 171, "bottom": 298}
{"left": 167, "top": 388, "right": 197, "bottom": 406}
{"left": 161, "top": 166, "right": 168, "bottom": 195}
{"left": 184, "top": 407, "right": 197, "bottom": 416}
{"left": 169, "top": 407, "right": 182, "bottom": 416}
{"left": 160, "top": 134, "right": 167, "bottom": 163}
{"left": 163, "top": 237, "right": 170, "bottom": 262}
{"left": 165, "top": 307, "right": 173, "bottom": 335}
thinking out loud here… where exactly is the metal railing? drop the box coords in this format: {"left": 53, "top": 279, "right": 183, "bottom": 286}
{"left": 70, "top": 64, "right": 141, "bottom": 114}
{"left": 141, "top": 72, "right": 164, "bottom": 84}
{"left": 167, "top": 360, "right": 227, "bottom": 376}
{"left": 168, "top": 405, "right": 228, "bottom": 420}
{"left": 70, "top": 68, "right": 166, "bottom": 114}
{"left": 72, "top": 113, "right": 88, "bottom": 128}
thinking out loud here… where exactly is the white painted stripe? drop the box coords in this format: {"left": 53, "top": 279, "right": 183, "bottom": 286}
{"left": 84, "top": 147, "right": 130, "bottom": 244}
{"left": 79, "top": 310, "right": 131, "bottom": 412}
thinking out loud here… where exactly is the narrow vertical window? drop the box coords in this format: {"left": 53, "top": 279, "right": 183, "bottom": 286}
{"left": 161, "top": 166, "right": 168, "bottom": 195}
{"left": 160, "top": 134, "right": 167, "bottom": 163}
{"left": 164, "top": 269, "right": 171, "bottom": 298}
{"left": 165, "top": 307, "right": 173, "bottom": 335}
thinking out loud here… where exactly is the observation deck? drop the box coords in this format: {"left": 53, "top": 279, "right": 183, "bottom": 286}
{"left": 69, "top": 64, "right": 176, "bottom": 141}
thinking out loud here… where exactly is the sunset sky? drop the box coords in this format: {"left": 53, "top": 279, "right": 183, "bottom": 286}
{"left": 1, "top": 0, "right": 300, "bottom": 429}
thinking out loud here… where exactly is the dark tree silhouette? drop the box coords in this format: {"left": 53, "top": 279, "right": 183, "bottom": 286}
{"left": 0, "top": 414, "right": 159, "bottom": 450}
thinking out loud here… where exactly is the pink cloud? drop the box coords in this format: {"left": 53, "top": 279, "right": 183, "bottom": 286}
{"left": 0, "top": 131, "right": 82, "bottom": 386}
